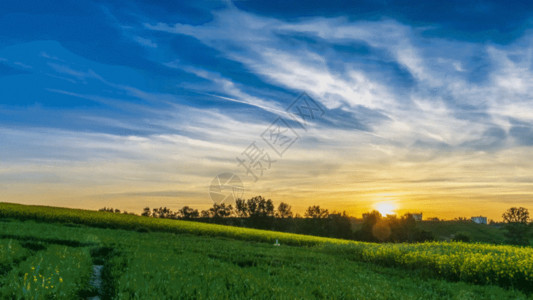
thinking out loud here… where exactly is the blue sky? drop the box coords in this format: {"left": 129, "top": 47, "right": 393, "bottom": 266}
{"left": 1, "top": 0, "right": 533, "bottom": 218}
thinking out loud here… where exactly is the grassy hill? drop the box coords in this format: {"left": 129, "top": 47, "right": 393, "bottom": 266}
{"left": 418, "top": 221, "right": 507, "bottom": 244}
{"left": 0, "top": 203, "right": 532, "bottom": 299}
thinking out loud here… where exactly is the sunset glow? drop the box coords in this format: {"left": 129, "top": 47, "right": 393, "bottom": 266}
{"left": 374, "top": 202, "right": 398, "bottom": 216}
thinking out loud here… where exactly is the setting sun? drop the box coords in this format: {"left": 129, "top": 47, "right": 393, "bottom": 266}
{"left": 374, "top": 202, "right": 398, "bottom": 216}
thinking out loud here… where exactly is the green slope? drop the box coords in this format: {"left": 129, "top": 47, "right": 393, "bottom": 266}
{"left": 0, "top": 202, "right": 532, "bottom": 298}
{"left": 0, "top": 218, "right": 529, "bottom": 299}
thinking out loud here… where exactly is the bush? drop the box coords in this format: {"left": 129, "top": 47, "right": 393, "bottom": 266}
{"left": 452, "top": 232, "right": 471, "bottom": 243}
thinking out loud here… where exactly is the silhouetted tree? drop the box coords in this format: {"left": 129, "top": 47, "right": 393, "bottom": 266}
{"left": 235, "top": 198, "right": 249, "bottom": 218}
{"left": 401, "top": 214, "right": 417, "bottom": 238}
{"left": 356, "top": 211, "right": 433, "bottom": 243}
{"left": 372, "top": 220, "right": 391, "bottom": 242}
{"left": 99, "top": 207, "right": 121, "bottom": 213}
{"left": 300, "top": 206, "right": 330, "bottom": 236}
{"left": 276, "top": 202, "right": 293, "bottom": 218}
{"left": 200, "top": 210, "right": 211, "bottom": 218}
{"left": 178, "top": 206, "right": 199, "bottom": 219}
{"left": 141, "top": 207, "right": 151, "bottom": 217}
{"left": 246, "top": 196, "right": 274, "bottom": 217}
{"left": 208, "top": 203, "right": 233, "bottom": 219}
{"left": 236, "top": 196, "right": 275, "bottom": 229}
{"left": 356, "top": 210, "right": 381, "bottom": 242}
{"left": 502, "top": 207, "right": 530, "bottom": 245}
{"left": 304, "top": 206, "right": 329, "bottom": 218}
{"left": 326, "top": 211, "right": 352, "bottom": 239}
{"left": 152, "top": 207, "right": 177, "bottom": 219}
{"left": 503, "top": 207, "right": 529, "bottom": 223}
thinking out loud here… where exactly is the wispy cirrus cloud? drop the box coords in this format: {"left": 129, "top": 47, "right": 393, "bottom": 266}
{"left": 146, "top": 6, "right": 533, "bottom": 152}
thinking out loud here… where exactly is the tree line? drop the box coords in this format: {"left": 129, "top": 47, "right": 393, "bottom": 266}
{"left": 100, "top": 196, "right": 433, "bottom": 243}
{"left": 99, "top": 197, "right": 531, "bottom": 245}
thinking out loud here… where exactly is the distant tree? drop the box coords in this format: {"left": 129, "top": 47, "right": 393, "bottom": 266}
{"left": 246, "top": 196, "right": 274, "bottom": 218}
{"left": 152, "top": 207, "right": 176, "bottom": 219}
{"left": 396, "top": 213, "right": 432, "bottom": 242}
{"left": 99, "top": 207, "right": 120, "bottom": 213}
{"left": 235, "top": 198, "right": 249, "bottom": 218}
{"left": 141, "top": 207, "right": 151, "bottom": 217}
{"left": 178, "top": 206, "right": 199, "bottom": 219}
{"left": 240, "top": 196, "right": 275, "bottom": 229}
{"left": 276, "top": 202, "right": 293, "bottom": 218}
{"left": 326, "top": 211, "right": 353, "bottom": 239}
{"left": 208, "top": 203, "right": 233, "bottom": 219}
{"left": 304, "top": 206, "right": 329, "bottom": 218}
{"left": 356, "top": 210, "right": 382, "bottom": 242}
{"left": 152, "top": 207, "right": 160, "bottom": 218}
{"left": 502, "top": 207, "right": 530, "bottom": 245}
{"left": 356, "top": 211, "right": 432, "bottom": 243}
{"left": 502, "top": 207, "right": 529, "bottom": 223}
{"left": 200, "top": 210, "right": 211, "bottom": 218}
{"left": 300, "top": 206, "right": 330, "bottom": 236}
{"left": 372, "top": 220, "right": 391, "bottom": 242}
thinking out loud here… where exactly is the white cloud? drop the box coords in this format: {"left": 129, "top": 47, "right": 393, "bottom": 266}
{"left": 133, "top": 36, "right": 158, "bottom": 48}
{"left": 145, "top": 7, "right": 507, "bottom": 149}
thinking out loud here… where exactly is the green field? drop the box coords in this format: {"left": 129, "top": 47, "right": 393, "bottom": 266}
{"left": 0, "top": 203, "right": 532, "bottom": 299}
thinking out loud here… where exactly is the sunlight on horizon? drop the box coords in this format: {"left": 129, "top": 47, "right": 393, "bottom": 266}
{"left": 374, "top": 201, "right": 398, "bottom": 216}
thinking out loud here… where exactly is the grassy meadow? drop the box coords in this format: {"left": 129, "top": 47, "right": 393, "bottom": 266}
{"left": 0, "top": 203, "right": 532, "bottom": 299}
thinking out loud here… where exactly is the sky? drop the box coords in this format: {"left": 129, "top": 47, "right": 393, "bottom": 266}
{"left": 1, "top": 0, "right": 533, "bottom": 220}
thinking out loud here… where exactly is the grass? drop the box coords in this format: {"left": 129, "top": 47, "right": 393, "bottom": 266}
{"left": 0, "top": 202, "right": 532, "bottom": 299}
{"left": 0, "top": 239, "right": 30, "bottom": 275}
{"left": 0, "top": 244, "right": 93, "bottom": 299}
{"left": 1, "top": 219, "right": 529, "bottom": 299}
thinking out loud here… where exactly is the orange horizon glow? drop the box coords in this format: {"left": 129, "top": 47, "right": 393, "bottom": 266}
{"left": 1, "top": 143, "right": 532, "bottom": 222}
{"left": 2, "top": 191, "right": 528, "bottom": 222}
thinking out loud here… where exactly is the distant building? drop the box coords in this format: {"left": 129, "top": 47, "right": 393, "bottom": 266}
{"left": 408, "top": 213, "right": 423, "bottom": 221}
{"left": 471, "top": 216, "right": 487, "bottom": 224}
{"left": 427, "top": 217, "right": 440, "bottom": 221}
